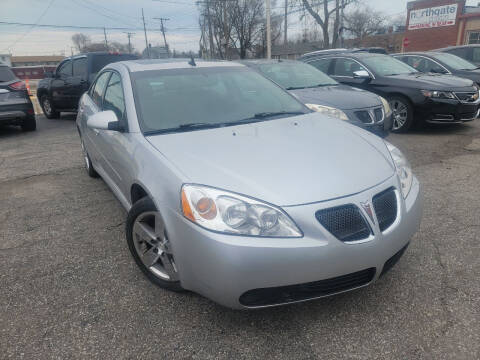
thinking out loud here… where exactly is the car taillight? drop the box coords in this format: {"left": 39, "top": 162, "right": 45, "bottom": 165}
{"left": 9, "top": 81, "right": 26, "bottom": 91}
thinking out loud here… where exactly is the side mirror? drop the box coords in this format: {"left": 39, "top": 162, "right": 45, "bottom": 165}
{"left": 87, "top": 110, "right": 122, "bottom": 131}
{"left": 44, "top": 71, "right": 54, "bottom": 78}
{"left": 353, "top": 70, "right": 371, "bottom": 80}
{"left": 431, "top": 68, "right": 447, "bottom": 74}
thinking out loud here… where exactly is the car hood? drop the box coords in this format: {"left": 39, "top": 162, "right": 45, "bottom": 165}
{"left": 147, "top": 113, "right": 395, "bottom": 207}
{"left": 451, "top": 69, "right": 480, "bottom": 84}
{"left": 289, "top": 84, "right": 382, "bottom": 110}
{"left": 387, "top": 73, "right": 475, "bottom": 91}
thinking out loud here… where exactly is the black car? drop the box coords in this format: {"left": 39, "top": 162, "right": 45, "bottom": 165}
{"left": 393, "top": 51, "right": 480, "bottom": 84}
{"left": 37, "top": 52, "right": 138, "bottom": 118}
{"left": 301, "top": 51, "right": 480, "bottom": 132}
{"left": 0, "top": 64, "right": 36, "bottom": 131}
{"left": 436, "top": 45, "right": 480, "bottom": 66}
{"left": 241, "top": 59, "right": 392, "bottom": 137}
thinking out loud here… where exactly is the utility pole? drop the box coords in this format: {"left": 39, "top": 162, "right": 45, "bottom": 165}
{"left": 206, "top": 0, "right": 214, "bottom": 59}
{"left": 153, "top": 17, "right": 170, "bottom": 56}
{"left": 266, "top": 0, "right": 272, "bottom": 59}
{"left": 142, "top": 8, "right": 150, "bottom": 58}
{"left": 223, "top": 0, "right": 228, "bottom": 59}
{"left": 284, "top": 0, "right": 288, "bottom": 44}
{"left": 340, "top": 0, "right": 345, "bottom": 48}
{"left": 103, "top": 27, "right": 108, "bottom": 50}
{"left": 123, "top": 32, "right": 134, "bottom": 54}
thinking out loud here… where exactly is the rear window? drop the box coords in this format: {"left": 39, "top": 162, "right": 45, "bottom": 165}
{"left": 0, "top": 66, "right": 16, "bottom": 82}
{"left": 91, "top": 54, "right": 138, "bottom": 74}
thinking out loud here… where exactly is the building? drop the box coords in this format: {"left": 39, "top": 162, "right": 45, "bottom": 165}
{"left": 0, "top": 54, "right": 12, "bottom": 67}
{"left": 10, "top": 55, "right": 64, "bottom": 67}
{"left": 345, "top": 31, "right": 405, "bottom": 54}
{"left": 403, "top": 0, "right": 480, "bottom": 51}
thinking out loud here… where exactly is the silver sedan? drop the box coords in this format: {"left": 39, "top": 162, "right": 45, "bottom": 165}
{"left": 76, "top": 59, "right": 422, "bottom": 309}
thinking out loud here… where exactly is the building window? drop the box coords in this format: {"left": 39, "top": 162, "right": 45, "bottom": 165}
{"left": 468, "top": 32, "right": 480, "bottom": 44}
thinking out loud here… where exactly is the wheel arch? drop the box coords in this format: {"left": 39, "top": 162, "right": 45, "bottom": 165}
{"left": 131, "top": 183, "right": 150, "bottom": 205}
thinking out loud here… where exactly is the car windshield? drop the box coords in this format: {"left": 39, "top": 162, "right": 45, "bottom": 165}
{"left": 431, "top": 53, "right": 477, "bottom": 70}
{"left": 361, "top": 55, "right": 418, "bottom": 76}
{"left": 131, "top": 66, "right": 307, "bottom": 134}
{"left": 257, "top": 62, "right": 338, "bottom": 89}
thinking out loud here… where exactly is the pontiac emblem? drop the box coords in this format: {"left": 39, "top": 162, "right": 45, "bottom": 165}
{"left": 360, "top": 201, "right": 375, "bottom": 224}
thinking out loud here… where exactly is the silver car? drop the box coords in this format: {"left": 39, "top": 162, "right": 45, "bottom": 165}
{"left": 76, "top": 59, "right": 423, "bottom": 309}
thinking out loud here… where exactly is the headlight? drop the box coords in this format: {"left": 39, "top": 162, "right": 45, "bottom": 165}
{"left": 385, "top": 141, "right": 413, "bottom": 198}
{"left": 181, "top": 184, "right": 302, "bottom": 237}
{"left": 421, "top": 90, "right": 455, "bottom": 99}
{"left": 379, "top": 96, "right": 392, "bottom": 116}
{"left": 305, "top": 104, "right": 349, "bottom": 121}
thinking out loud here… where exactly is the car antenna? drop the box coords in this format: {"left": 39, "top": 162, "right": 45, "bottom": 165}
{"left": 188, "top": 56, "right": 196, "bottom": 67}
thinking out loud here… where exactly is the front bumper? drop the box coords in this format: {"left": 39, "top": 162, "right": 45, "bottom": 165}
{"left": 416, "top": 97, "right": 479, "bottom": 124}
{"left": 161, "top": 174, "right": 422, "bottom": 309}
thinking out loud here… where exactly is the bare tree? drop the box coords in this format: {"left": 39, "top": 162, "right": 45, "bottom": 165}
{"left": 300, "top": 0, "right": 356, "bottom": 49}
{"left": 344, "top": 6, "right": 386, "bottom": 42}
{"left": 72, "top": 33, "right": 91, "bottom": 53}
{"left": 198, "top": 0, "right": 266, "bottom": 59}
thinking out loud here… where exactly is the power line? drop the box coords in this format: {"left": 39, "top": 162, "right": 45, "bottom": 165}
{"left": 3, "top": 0, "right": 56, "bottom": 52}
{"left": 0, "top": 21, "right": 161, "bottom": 32}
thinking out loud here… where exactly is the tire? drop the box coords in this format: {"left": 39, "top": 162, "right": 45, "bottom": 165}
{"left": 21, "top": 115, "right": 36, "bottom": 132}
{"left": 389, "top": 95, "right": 414, "bottom": 133}
{"left": 80, "top": 139, "right": 99, "bottom": 178}
{"left": 40, "top": 95, "right": 60, "bottom": 119}
{"left": 126, "top": 197, "right": 183, "bottom": 292}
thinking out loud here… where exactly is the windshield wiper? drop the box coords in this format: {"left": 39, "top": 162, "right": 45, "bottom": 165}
{"left": 286, "top": 84, "right": 334, "bottom": 90}
{"left": 252, "top": 111, "right": 306, "bottom": 118}
{"left": 144, "top": 122, "right": 221, "bottom": 135}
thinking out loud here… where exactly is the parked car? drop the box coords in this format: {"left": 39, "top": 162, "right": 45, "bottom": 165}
{"left": 241, "top": 59, "right": 392, "bottom": 137}
{"left": 0, "top": 64, "right": 36, "bottom": 131}
{"left": 37, "top": 52, "right": 138, "bottom": 118}
{"left": 393, "top": 51, "right": 480, "bottom": 84}
{"left": 77, "top": 59, "right": 422, "bottom": 309}
{"left": 301, "top": 51, "right": 480, "bottom": 132}
{"left": 301, "top": 47, "right": 387, "bottom": 62}
{"left": 436, "top": 45, "right": 480, "bottom": 66}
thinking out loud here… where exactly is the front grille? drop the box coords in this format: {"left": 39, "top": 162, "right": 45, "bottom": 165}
{"left": 354, "top": 110, "right": 373, "bottom": 124}
{"left": 315, "top": 205, "right": 371, "bottom": 242}
{"left": 380, "top": 243, "right": 409, "bottom": 277}
{"left": 239, "top": 268, "right": 376, "bottom": 307}
{"left": 454, "top": 91, "right": 478, "bottom": 103}
{"left": 372, "top": 187, "right": 397, "bottom": 231}
{"left": 374, "top": 107, "right": 384, "bottom": 122}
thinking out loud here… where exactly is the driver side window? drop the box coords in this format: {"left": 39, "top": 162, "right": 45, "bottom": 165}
{"left": 57, "top": 60, "right": 72, "bottom": 78}
{"left": 333, "top": 58, "right": 367, "bottom": 77}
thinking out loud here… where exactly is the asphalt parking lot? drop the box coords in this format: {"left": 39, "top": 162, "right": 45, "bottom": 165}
{"left": 1, "top": 115, "right": 479, "bottom": 359}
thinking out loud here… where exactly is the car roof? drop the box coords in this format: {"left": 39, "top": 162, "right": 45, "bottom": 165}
{"left": 239, "top": 59, "right": 301, "bottom": 66}
{"left": 119, "top": 58, "right": 246, "bottom": 72}
{"left": 436, "top": 45, "right": 480, "bottom": 51}
{"left": 303, "top": 51, "right": 385, "bottom": 60}
{"left": 392, "top": 51, "right": 444, "bottom": 56}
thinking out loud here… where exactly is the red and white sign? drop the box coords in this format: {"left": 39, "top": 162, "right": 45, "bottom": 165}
{"left": 403, "top": 38, "right": 410, "bottom": 47}
{"left": 408, "top": 4, "right": 458, "bottom": 30}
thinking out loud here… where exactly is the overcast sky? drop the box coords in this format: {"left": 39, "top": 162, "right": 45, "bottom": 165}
{"left": 0, "top": 0, "right": 477, "bottom": 56}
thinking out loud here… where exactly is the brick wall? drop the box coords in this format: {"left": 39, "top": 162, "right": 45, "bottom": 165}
{"left": 404, "top": 0, "right": 465, "bottom": 51}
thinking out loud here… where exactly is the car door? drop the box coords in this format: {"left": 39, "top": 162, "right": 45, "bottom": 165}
{"left": 82, "top": 71, "right": 111, "bottom": 168}
{"left": 95, "top": 71, "right": 132, "bottom": 196}
{"left": 51, "top": 59, "right": 73, "bottom": 109}
{"left": 71, "top": 57, "right": 89, "bottom": 109}
{"left": 329, "top": 57, "right": 372, "bottom": 89}
{"left": 306, "top": 57, "right": 335, "bottom": 76}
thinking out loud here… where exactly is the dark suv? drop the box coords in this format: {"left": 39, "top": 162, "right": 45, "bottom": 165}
{"left": 301, "top": 51, "right": 480, "bottom": 132}
{"left": 0, "top": 64, "right": 36, "bottom": 131}
{"left": 37, "top": 52, "right": 138, "bottom": 118}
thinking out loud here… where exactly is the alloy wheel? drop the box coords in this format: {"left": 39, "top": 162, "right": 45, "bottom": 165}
{"left": 132, "top": 211, "right": 178, "bottom": 281}
{"left": 43, "top": 98, "right": 52, "bottom": 116}
{"left": 390, "top": 99, "right": 408, "bottom": 130}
